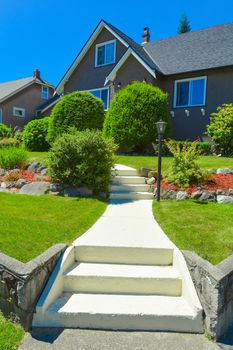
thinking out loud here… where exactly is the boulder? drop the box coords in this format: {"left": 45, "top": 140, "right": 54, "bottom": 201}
{"left": 191, "top": 191, "right": 203, "bottom": 200}
{"left": 1, "top": 181, "right": 15, "bottom": 189}
{"left": 50, "top": 183, "right": 61, "bottom": 193}
{"left": 148, "top": 171, "right": 158, "bottom": 179}
{"left": 217, "top": 195, "right": 233, "bottom": 204}
{"left": 19, "top": 182, "right": 50, "bottom": 195}
{"left": 208, "top": 169, "right": 217, "bottom": 174}
{"left": 228, "top": 189, "right": 233, "bottom": 197}
{"left": 199, "top": 191, "right": 216, "bottom": 202}
{"left": 147, "top": 177, "right": 156, "bottom": 185}
{"left": 139, "top": 167, "right": 152, "bottom": 177}
{"left": 0, "top": 168, "right": 6, "bottom": 176}
{"left": 64, "top": 186, "right": 93, "bottom": 197}
{"left": 27, "top": 162, "right": 40, "bottom": 173}
{"left": 15, "top": 179, "right": 27, "bottom": 189}
{"left": 216, "top": 168, "right": 233, "bottom": 175}
{"left": 40, "top": 168, "right": 48, "bottom": 176}
{"left": 162, "top": 189, "right": 177, "bottom": 200}
{"left": 176, "top": 191, "right": 189, "bottom": 200}
{"left": 216, "top": 189, "right": 226, "bottom": 196}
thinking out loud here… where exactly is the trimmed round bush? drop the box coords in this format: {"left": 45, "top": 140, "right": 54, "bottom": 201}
{"left": 206, "top": 103, "right": 233, "bottom": 156}
{"left": 23, "top": 117, "right": 50, "bottom": 151}
{"left": 47, "top": 91, "right": 105, "bottom": 143}
{"left": 48, "top": 130, "right": 116, "bottom": 193}
{"left": 0, "top": 123, "right": 11, "bottom": 139}
{"left": 103, "top": 82, "right": 170, "bottom": 148}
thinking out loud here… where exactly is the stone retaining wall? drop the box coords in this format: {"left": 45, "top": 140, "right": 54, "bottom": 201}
{"left": 0, "top": 244, "right": 66, "bottom": 330}
{"left": 183, "top": 251, "right": 233, "bottom": 340}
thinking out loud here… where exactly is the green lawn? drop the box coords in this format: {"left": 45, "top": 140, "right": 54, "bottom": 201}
{"left": 27, "top": 151, "right": 49, "bottom": 165}
{"left": 0, "top": 313, "right": 24, "bottom": 350}
{"left": 153, "top": 200, "right": 233, "bottom": 265}
{"left": 0, "top": 193, "right": 107, "bottom": 263}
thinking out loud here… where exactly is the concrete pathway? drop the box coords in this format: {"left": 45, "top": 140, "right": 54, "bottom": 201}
{"left": 19, "top": 328, "right": 222, "bottom": 350}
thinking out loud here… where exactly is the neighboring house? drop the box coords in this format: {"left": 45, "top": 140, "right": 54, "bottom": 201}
{"left": 52, "top": 19, "right": 233, "bottom": 140}
{"left": 0, "top": 70, "right": 54, "bottom": 129}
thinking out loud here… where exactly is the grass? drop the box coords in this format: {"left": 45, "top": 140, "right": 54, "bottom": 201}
{"left": 27, "top": 151, "right": 48, "bottom": 165}
{"left": 0, "top": 193, "right": 107, "bottom": 263}
{"left": 0, "top": 313, "right": 24, "bottom": 350}
{"left": 153, "top": 200, "right": 233, "bottom": 265}
{"left": 116, "top": 155, "right": 233, "bottom": 172}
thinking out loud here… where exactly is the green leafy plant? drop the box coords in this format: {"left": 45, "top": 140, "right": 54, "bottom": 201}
{"left": 0, "top": 147, "right": 28, "bottom": 169}
{"left": 0, "top": 138, "right": 20, "bottom": 148}
{"left": 23, "top": 117, "right": 50, "bottom": 151}
{"left": 0, "top": 123, "right": 12, "bottom": 139}
{"left": 47, "top": 92, "right": 105, "bottom": 143}
{"left": 163, "top": 140, "right": 211, "bottom": 155}
{"left": 206, "top": 103, "right": 233, "bottom": 156}
{"left": 48, "top": 130, "right": 116, "bottom": 193}
{"left": 103, "top": 82, "right": 170, "bottom": 148}
{"left": 164, "top": 141, "right": 206, "bottom": 187}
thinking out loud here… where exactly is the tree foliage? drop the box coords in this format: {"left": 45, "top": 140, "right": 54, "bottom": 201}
{"left": 178, "top": 15, "right": 191, "bottom": 34}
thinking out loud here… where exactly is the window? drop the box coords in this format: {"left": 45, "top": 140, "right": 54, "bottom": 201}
{"left": 13, "top": 107, "right": 25, "bottom": 117}
{"left": 95, "top": 40, "right": 116, "bottom": 67}
{"left": 41, "top": 86, "right": 49, "bottom": 99}
{"left": 174, "top": 77, "right": 207, "bottom": 108}
{"left": 88, "top": 87, "right": 109, "bottom": 109}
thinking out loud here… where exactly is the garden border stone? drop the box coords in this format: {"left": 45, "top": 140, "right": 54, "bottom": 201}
{"left": 0, "top": 244, "right": 66, "bottom": 330}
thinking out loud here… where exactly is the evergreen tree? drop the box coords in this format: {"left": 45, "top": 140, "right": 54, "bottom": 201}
{"left": 178, "top": 15, "right": 191, "bottom": 34}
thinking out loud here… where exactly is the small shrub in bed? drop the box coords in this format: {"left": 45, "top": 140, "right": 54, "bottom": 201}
{"left": 0, "top": 123, "right": 12, "bottom": 138}
{"left": 48, "top": 130, "right": 116, "bottom": 193}
{"left": 0, "top": 147, "right": 28, "bottom": 169}
{"left": 23, "top": 117, "right": 50, "bottom": 151}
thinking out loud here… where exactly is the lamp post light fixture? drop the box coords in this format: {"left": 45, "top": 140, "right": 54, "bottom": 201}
{"left": 156, "top": 119, "right": 167, "bottom": 202}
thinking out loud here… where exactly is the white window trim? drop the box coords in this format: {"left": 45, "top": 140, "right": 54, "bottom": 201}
{"left": 85, "top": 87, "right": 110, "bottom": 110}
{"left": 95, "top": 39, "right": 116, "bottom": 67}
{"left": 13, "top": 107, "right": 25, "bottom": 117}
{"left": 41, "top": 86, "right": 49, "bottom": 100}
{"left": 173, "top": 76, "right": 207, "bottom": 108}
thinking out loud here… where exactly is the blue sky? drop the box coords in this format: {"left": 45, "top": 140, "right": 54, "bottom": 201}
{"left": 0, "top": 0, "right": 232, "bottom": 86}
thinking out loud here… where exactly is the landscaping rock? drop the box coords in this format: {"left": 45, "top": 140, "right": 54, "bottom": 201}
{"left": 40, "top": 168, "right": 48, "bottom": 176}
{"left": 1, "top": 181, "right": 15, "bottom": 189}
{"left": 208, "top": 169, "right": 217, "bottom": 174}
{"left": 0, "top": 188, "right": 6, "bottom": 193}
{"left": 0, "top": 168, "right": 6, "bottom": 176}
{"left": 216, "top": 189, "right": 226, "bottom": 196}
{"left": 199, "top": 191, "right": 216, "bottom": 202}
{"left": 191, "top": 190, "right": 203, "bottom": 200}
{"left": 162, "top": 189, "right": 177, "bottom": 200}
{"left": 64, "top": 186, "right": 93, "bottom": 197}
{"left": 228, "top": 189, "right": 233, "bottom": 196}
{"left": 50, "top": 183, "right": 61, "bottom": 192}
{"left": 35, "top": 175, "right": 46, "bottom": 181}
{"left": 11, "top": 168, "right": 20, "bottom": 174}
{"left": 176, "top": 191, "right": 189, "bottom": 200}
{"left": 147, "top": 177, "right": 156, "bottom": 185}
{"left": 216, "top": 168, "right": 233, "bottom": 175}
{"left": 139, "top": 167, "right": 152, "bottom": 177}
{"left": 148, "top": 171, "right": 158, "bottom": 179}
{"left": 217, "top": 195, "right": 233, "bottom": 204}
{"left": 19, "top": 182, "right": 50, "bottom": 195}
{"left": 15, "top": 179, "right": 27, "bottom": 189}
{"left": 27, "top": 162, "right": 40, "bottom": 173}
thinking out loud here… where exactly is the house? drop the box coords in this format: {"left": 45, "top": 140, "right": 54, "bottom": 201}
{"left": 0, "top": 70, "right": 54, "bottom": 129}
{"left": 53, "top": 20, "right": 233, "bottom": 140}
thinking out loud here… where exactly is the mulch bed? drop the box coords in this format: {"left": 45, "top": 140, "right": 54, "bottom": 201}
{"left": 160, "top": 174, "right": 233, "bottom": 195}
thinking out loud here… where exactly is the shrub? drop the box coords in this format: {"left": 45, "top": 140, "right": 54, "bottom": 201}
{"left": 0, "top": 137, "right": 20, "bottom": 148}
{"left": 48, "top": 130, "right": 116, "bottom": 193}
{"left": 164, "top": 141, "right": 206, "bottom": 187}
{"left": 23, "top": 117, "right": 50, "bottom": 151}
{"left": 103, "top": 82, "right": 170, "bottom": 148}
{"left": 0, "top": 123, "right": 12, "bottom": 139}
{"left": 163, "top": 140, "right": 211, "bottom": 155}
{"left": 206, "top": 104, "right": 233, "bottom": 156}
{"left": 4, "top": 171, "right": 20, "bottom": 182}
{"left": 0, "top": 147, "right": 28, "bottom": 169}
{"left": 47, "top": 92, "right": 105, "bottom": 143}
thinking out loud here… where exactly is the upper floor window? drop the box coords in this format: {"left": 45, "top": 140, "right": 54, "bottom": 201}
{"left": 88, "top": 87, "right": 109, "bottom": 110}
{"left": 41, "top": 86, "right": 49, "bottom": 99}
{"left": 174, "top": 76, "right": 207, "bottom": 108}
{"left": 13, "top": 107, "right": 25, "bottom": 117}
{"left": 95, "top": 40, "right": 116, "bottom": 67}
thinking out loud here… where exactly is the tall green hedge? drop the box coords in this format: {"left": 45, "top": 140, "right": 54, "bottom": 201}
{"left": 47, "top": 91, "right": 105, "bottom": 143}
{"left": 103, "top": 82, "right": 170, "bottom": 148}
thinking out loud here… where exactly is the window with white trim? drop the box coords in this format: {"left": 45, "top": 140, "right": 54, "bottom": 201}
{"left": 95, "top": 40, "right": 116, "bottom": 67}
{"left": 174, "top": 76, "right": 207, "bottom": 108}
{"left": 88, "top": 87, "right": 109, "bottom": 110}
{"left": 41, "top": 86, "right": 49, "bottom": 99}
{"left": 13, "top": 107, "right": 25, "bottom": 117}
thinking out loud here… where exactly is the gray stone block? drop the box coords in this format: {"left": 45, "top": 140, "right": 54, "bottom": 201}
{"left": 19, "top": 182, "right": 50, "bottom": 195}
{"left": 217, "top": 195, "right": 233, "bottom": 204}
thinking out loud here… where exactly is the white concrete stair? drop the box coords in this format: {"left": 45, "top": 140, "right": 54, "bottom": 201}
{"left": 63, "top": 262, "right": 182, "bottom": 296}
{"left": 110, "top": 164, "right": 154, "bottom": 200}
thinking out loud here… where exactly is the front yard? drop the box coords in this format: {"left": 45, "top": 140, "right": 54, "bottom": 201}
{"left": 0, "top": 193, "right": 107, "bottom": 262}
{"left": 0, "top": 313, "right": 24, "bottom": 350}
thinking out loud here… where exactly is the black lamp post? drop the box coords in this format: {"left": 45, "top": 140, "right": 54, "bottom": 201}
{"left": 156, "top": 119, "right": 167, "bottom": 202}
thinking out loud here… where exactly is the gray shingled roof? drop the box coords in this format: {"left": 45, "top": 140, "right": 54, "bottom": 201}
{"left": 144, "top": 22, "right": 233, "bottom": 75}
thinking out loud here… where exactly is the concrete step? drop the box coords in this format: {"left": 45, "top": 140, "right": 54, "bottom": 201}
{"left": 113, "top": 175, "right": 145, "bottom": 185}
{"left": 63, "top": 262, "right": 182, "bottom": 296}
{"left": 110, "top": 191, "right": 154, "bottom": 200}
{"left": 33, "top": 292, "right": 203, "bottom": 333}
{"left": 75, "top": 246, "right": 173, "bottom": 265}
{"left": 114, "top": 164, "right": 138, "bottom": 177}
{"left": 110, "top": 184, "right": 151, "bottom": 192}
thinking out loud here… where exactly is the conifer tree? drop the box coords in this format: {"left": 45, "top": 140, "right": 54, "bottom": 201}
{"left": 178, "top": 15, "right": 191, "bottom": 34}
